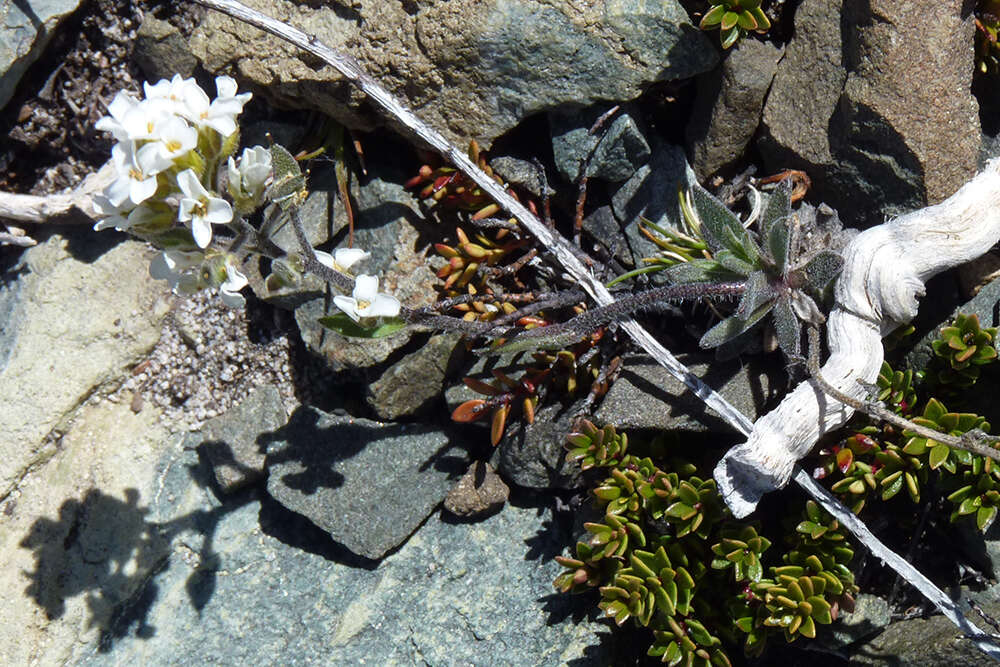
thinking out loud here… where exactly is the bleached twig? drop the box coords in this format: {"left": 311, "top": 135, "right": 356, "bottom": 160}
{"left": 190, "top": 0, "right": 1000, "bottom": 655}
{"left": 0, "top": 161, "right": 115, "bottom": 224}
{"left": 715, "top": 160, "right": 1000, "bottom": 519}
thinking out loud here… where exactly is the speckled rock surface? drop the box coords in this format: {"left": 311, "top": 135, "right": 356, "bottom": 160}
{"left": 195, "top": 385, "right": 288, "bottom": 493}
{"left": 443, "top": 461, "right": 509, "bottom": 518}
{"left": 67, "top": 444, "right": 611, "bottom": 665}
{"left": 190, "top": 0, "right": 716, "bottom": 147}
{"left": 0, "top": 233, "right": 170, "bottom": 500}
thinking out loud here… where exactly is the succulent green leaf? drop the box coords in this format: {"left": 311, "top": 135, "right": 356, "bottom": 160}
{"left": 928, "top": 443, "right": 951, "bottom": 470}
{"left": 699, "top": 4, "right": 726, "bottom": 28}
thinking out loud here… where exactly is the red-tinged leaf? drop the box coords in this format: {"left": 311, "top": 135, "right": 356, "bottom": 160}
{"left": 491, "top": 404, "right": 508, "bottom": 445}
{"left": 451, "top": 399, "right": 488, "bottom": 423}
{"left": 523, "top": 397, "right": 536, "bottom": 424}
{"left": 836, "top": 447, "right": 853, "bottom": 473}
{"left": 491, "top": 369, "right": 520, "bottom": 390}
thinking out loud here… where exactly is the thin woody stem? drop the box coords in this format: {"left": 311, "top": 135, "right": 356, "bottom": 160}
{"left": 806, "top": 326, "right": 1000, "bottom": 462}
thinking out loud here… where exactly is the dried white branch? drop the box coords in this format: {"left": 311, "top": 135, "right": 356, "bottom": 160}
{"left": 191, "top": 0, "right": 1000, "bottom": 654}
{"left": 0, "top": 161, "right": 115, "bottom": 224}
{"left": 716, "top": 160, "right": 1000, "bottom": 518}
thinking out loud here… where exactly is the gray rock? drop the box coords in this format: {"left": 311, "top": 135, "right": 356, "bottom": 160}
{"left": 820, "top": 594, "right": 891, "bottom": 649}
{"left": 550, "top": 105, "right": 651, "bottom": 183}
{"left": 366, "top": 333, "right": 465, "bottom": 420}
{"left": 265, "top": 407, "right": 467, "bottom": 559}
{"left": 443, "top": 461, "right": 510, "bottom": 518}
{"left": 133, "top": 16, "right": 197, "bottom": 82}
{"left": 594, "top": 354, "right": 781, "bottom": 434}
{"left": 834, "top": 0, "right": 979, "bottom": 219}
{"left": 0, "top": 234, "right": 170, "bottom": 499}
{"left": 582, "top": 204, "right": 633, "bottom": 270}
{"left": 760, "top": 0, "right": 981, "bottom": 227}
{"left": 0, "top": 0, "right": 83, "bottom": 111}
{"left": 489, "top": 156, "right": 555, "bottom": 199}
{"left": 687, "top": 39, "right": 783, "bottom": 179}
{"left": 851, "top": 594, "right": 1000, "bottom": 666}
{"left": 497, "top": 398, "right": 588, "bottom": 490}
{"left": 190, "top": 0, "right": 716, "bottom": 147}
{"left": 611, "top": 140, "right": 694, "bottom": 281}
{"left": 758, "top": 0, "right": 845, "bottom": 179}
{"left": 73, "top": 445, "right": 609, "bottom": 664}
{"left": 196, "top": 386, "right": 288, "bottom": 493}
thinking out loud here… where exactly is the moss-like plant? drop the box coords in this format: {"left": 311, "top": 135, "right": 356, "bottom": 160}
{"left": 699, "top": 0, "right": 772, "bottom": 49}
{"left": 931, "top": 313, "right": 998, "bottom": 387}
{"left": 555, "top": 425, "right": 856, "bottom": 664}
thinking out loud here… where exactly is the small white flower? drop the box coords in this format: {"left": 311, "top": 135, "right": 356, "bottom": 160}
{"left": 95, "top": 90, "right": 141, "bottom": 141}
{"left": 316, "top": 247, "right": 371, "bottom": 272}
{"left": 181, "top": 75, "right": 252, "bottom": 137}
{"left": 227, "top": 145, "right": 272, "bottom": 200}
{"left": 176, "top": 169, "right": 233, "bottom": 248}
{"left": 333, "top": 274, "right": 401, "bottom": 322}
{"left": 93, "top": 201, "right": 166, "bottom": 233}
{"left": 136, "top": 114, "right": 198, "bottom": 173}
{"left": 105, "top": 141, "right": 160, "bottom": 207}
{"left": 143, "top": 74, "right": 203, "bottom": 111}
{"left": 219, "top": 258, "right": 249, "bottom": 308}
{"left": 149, "top": 249, "right": 204, "bottom": 293}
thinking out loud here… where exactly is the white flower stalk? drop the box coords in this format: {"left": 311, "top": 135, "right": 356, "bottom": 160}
{"left": 316, "top": 247, "right": 370, "bottom": 272}
{"left": 219, "top": 258, "right": 249, "bottom": 308}
{"left": 333, "top": 274, "right": 401, "bottom": 322}
{"left": 176, "top": 169, "right": 233, "bottom": 248}
{"left": 105, "top": 141, "right": 160, "bottom": 207}
{"left": 181, "top": 75, "right": 252, "bottom": 137}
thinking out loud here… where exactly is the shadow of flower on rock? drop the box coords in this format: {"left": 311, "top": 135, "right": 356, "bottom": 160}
{"left": 18, "top": 463, "right": 252, "bottom": 652}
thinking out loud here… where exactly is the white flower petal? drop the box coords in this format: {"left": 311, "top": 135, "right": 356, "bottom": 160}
{"left": 367, "top": 294, "right": 401, "bottom": 318}
{"left": 215, "top": 75, "right": 238, "bottom": 99}
{"left": 353, "top": 274, "right": 379, "bottom": 302}
{"left": 205, "top": 115, "right": 238, "bottom": 138}
{"left": 333, "top": 295, "right": 361, "bottom": 322}
{"left": 191, "top": 217, "right": 213, "bottom": 248}
{"left": 334, "top": 248, "right": 370, "bottom": 270}
{"left": 314, "top": 251, "right": 335, "bottom": 269}
{"left": 204, "top": 197, "right": 233, "bottom": 224}
{"left": 178, "top": 197, "right": 197, "bottom": 222}
{"left": 176, "top": 169, "right": 207, "bottom": 199}
{"left": 104, "top": 176, "right": 132, "bottom": 208}
{"left": 129, "top": 174, "right": 159, "bottom": 205}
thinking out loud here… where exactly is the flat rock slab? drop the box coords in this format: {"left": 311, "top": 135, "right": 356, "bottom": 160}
{"left": 265, "top": 407, "right": 467, "bottom": 559}
{"left": 196, "top": 385, "right": 288, "bottom": 493}
{"left": 595, "top": 354, "right": 781, "bottom": 434}
{"left": 75, "top": 446, "right": 610, "bottom": 664}
{"left": 0, "top": 233, "right": 170, "bottom": 499}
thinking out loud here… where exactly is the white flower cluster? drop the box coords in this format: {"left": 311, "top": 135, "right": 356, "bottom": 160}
{"left": 93, "top": 74, "right": 254, "bottom": 247}
{"left": 93, "top": 75, "right": 271, "bottom": 308}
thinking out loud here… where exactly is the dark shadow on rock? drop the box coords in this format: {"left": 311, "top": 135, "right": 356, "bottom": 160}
{"left": 58, "top": 224, "right": 128, "bottom": 263}
{"left": 19, "top": 488, "right": 167, "bottom": 648}
{"left": 19, "top": 460, "right": 253, "bottom": 651}
{"left": 257, "top": 406, "right": 374, "bottom": 495}
{"left": 257, "top": 492, "right": 379, "bottom": 570}
{"left": 539, "top": 590, "right": 603, "bottom": 626}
